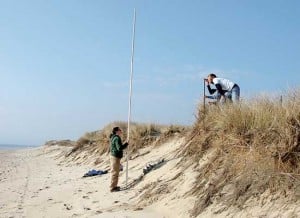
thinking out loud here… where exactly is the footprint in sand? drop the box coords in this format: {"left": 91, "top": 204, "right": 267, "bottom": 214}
{"left": 82, "top": 196, "right": 89, "bottom": 199}
{"left": 133, "top": 207, "right": 144, "bottom": 211}
{"left": 64, "top": 203, "right": 73, "bottom": 210}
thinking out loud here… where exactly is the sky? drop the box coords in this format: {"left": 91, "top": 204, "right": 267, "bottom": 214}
{"left": 0, "top": 0, "right": 299, "bottom": 145}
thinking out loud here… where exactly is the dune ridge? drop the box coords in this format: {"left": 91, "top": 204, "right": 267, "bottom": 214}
{"left": 1, "top": 90, "right": 300, "bottom": 217}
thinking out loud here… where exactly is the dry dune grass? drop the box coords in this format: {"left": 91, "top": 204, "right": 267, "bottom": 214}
{"left": 45, "top": 90, "right": 300, "bottom": 217}
{"left": 52, "top": 121, "right": 187, "bottom": 162}
{"left": 181, "top": 90, "right": 300, "bottom": 216}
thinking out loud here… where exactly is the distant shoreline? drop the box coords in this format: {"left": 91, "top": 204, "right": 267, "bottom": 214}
{"left": 0, "top": 144, "right": 39, "bottom": 150}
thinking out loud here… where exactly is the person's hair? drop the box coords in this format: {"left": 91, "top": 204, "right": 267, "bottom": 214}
{"left": 208, "top": 73, "right": 217, "bottom": 78}
{"left": 110, "top": 127, "right": 121, "bottom": 138}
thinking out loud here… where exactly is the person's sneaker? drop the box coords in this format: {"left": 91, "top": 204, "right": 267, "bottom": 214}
{"left": 110, "top": 186, "right": 121, "bottom": 192}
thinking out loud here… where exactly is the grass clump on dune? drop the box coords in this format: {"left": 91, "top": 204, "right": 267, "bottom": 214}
{"left": 182, "top": 90, "right": 300, "bottom": 216}
{"left": 64, "top": 121, "right": 188, "bottom": 158}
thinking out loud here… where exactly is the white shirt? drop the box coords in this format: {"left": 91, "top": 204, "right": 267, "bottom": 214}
{"left": 213, "top": 78, "right": 235, "bottom": 91}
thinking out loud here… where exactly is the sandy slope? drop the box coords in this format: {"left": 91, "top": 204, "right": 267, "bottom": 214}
{"left": 0, "top": 137, "right": 195, "bottom": 218}
{"left": 1, "top": 137, "right": 299, "bottom": 218}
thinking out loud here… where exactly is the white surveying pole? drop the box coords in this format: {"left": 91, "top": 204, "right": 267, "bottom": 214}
{"left": 126, "top": 8, "right": 136, "bottom": 188}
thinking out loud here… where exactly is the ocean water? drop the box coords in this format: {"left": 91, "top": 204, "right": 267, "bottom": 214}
{"left": 0, "top": 144, "right": 38, "bottom": 150}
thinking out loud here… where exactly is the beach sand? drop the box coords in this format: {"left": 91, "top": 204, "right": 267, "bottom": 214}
{"left": 0, "top": 138, "right": 193, "bottom": 218}
{"left": 1, "top": 138, "right": 299, "bottom": 218}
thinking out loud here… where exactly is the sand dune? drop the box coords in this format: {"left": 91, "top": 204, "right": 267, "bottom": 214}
{"left": 1, "top": 135, "right": 300, "bottom": 218}
{"left": 0, "top": 137, "right": 194, "bottom": 218}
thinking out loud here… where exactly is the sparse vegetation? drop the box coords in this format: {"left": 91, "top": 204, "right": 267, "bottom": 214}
{"left": 52, "top": 121, "right": 187, "bottom": 159}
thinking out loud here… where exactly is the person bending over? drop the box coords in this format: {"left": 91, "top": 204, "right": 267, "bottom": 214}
{"left": 205, "top": 73, "right": 240, "bottom": 103}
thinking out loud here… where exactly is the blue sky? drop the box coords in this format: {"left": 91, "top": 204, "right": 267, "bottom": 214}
{"left": 0, "top": 0, "right": 299, "bottom": 145}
